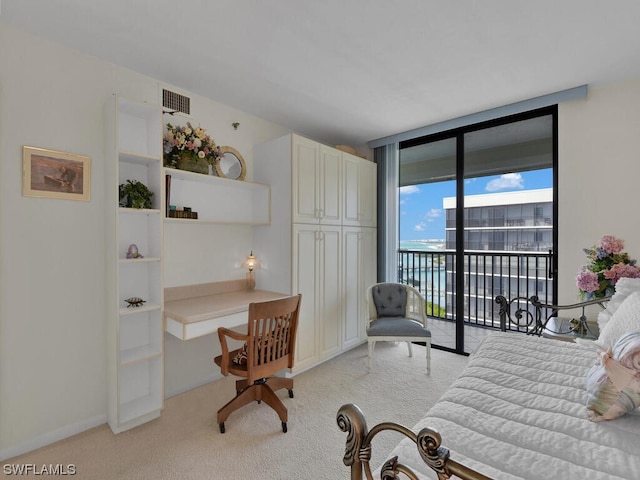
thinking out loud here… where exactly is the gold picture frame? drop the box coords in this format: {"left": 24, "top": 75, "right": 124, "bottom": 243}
{"left": 23, "top": 146, "right": 91, "bottom": 201}
{"left": 215, "top": 146, "right": 246, "bottom": 181}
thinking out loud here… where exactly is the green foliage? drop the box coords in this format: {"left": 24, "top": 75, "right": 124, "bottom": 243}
{"left": 426, "top": 301, "right": 446, "bottom": 318}
{"left": 119, "top": 179, "right": 153, "bottom": 209}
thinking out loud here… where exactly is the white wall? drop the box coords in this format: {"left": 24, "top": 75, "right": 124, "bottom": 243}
{"left": 557, "top": 79, "right": 640, "bottom": 303}
{"left": 0, "top": 24, "right": 288, "bottom": 460}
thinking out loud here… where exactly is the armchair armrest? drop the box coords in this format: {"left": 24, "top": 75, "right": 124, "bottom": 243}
{"left": 217, "top": 327, "right": 249, "bottom": 376}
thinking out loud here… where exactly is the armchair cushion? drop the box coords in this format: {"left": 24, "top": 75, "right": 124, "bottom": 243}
{"left": 372, "top": 283, "right": 408, "bottom": 317}
{"left": 367, "top": 318, "right": 431, "bottom": 337}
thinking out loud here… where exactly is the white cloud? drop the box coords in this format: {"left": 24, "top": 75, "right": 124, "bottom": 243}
{"left": 414, "top": 223, "right": 425, "bottom": 231}
{"left": 424, "top": 208, "right": 441, "bottom": 221}
{"left": 485, "top": 173, "right": 524, "bottom": 192}
{"left": 399, "top": 185, "right": 420, "bottom": 195}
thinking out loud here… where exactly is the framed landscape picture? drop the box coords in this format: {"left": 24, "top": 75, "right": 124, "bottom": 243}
{"left": 23, "top": 146, "right": 91, "bottom": 201}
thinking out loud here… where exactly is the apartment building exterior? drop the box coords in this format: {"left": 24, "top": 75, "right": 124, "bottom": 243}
{"left": 442, "top": 188, "right": 553, "bottom": 326}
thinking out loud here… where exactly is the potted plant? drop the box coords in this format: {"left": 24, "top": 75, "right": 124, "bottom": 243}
{"left": 119, "top": 179, "right": 154, "bottom": 209}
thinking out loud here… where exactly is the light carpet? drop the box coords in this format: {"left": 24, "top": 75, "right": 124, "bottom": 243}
{"left": 3, "top": 343, "right": 468, "bottom": 479}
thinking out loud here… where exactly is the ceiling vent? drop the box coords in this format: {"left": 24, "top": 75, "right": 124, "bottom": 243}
{"left": 162, "top": 88, "right": 191, "bottom": 116}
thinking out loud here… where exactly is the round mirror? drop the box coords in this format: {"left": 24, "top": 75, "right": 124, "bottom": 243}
{"left": 215, "top": 146, "right": 246, "bottom": 180}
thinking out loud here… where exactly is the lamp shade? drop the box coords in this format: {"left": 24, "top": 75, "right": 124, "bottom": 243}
{"left": 242, "top": 251, "right": 259, "bottom": 271}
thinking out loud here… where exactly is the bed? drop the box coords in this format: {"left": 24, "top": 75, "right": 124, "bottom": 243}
{"left": 337, "top": 280, "right": 640, "bottom": 479}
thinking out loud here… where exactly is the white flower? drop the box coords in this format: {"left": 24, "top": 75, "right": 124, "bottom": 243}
{"left": 198, "top": 151, "right": 205, "bottom": 159}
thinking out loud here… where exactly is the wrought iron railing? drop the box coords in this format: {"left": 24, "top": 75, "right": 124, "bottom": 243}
{"left": 397, "top": 249, "right": 553, "bottom": 332}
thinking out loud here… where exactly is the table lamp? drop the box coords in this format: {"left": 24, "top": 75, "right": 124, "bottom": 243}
{"left": 242, "top": 251, "right": 259, "bottom": 290}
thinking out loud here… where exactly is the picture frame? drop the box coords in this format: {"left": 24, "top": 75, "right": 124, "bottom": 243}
{"left": 23, "top": 146, "right": 91, "bottom": 201}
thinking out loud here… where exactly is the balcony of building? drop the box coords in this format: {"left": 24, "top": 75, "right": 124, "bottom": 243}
{"left": 397, "top": 248, "right": 553, "bottom": 352}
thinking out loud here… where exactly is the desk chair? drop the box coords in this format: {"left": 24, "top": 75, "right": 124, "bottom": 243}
{"left": 366, "top": 283, "right": 431, "bottom": 374}
{"left": 214, "top": 294, "right": 301, "bottom": 433}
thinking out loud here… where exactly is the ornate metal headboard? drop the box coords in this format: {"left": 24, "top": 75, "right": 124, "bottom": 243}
{"left": 495, "top": 294, "right": 610, "bottom": 337}
{"left": 337, "top": 403, "right": 492, "bottom": 480}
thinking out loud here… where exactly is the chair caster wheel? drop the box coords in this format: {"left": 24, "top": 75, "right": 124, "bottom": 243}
{"left": 282, "top": 422, "right": 287, "bottom": 433}
{"left": 288, "top": 389, "right": 294, "bottom": 398}
{"left": 219, "top": 423, "right": 225, "bottom": 434}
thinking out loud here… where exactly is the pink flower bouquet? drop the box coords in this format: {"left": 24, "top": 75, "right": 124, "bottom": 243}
{"left": 576, "top": 235, "right": 640, "bottom": 300}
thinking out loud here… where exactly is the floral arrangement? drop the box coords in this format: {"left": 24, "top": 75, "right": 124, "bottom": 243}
{"left": 576, "top": 234, "right": 640, "bottom": 300}
{"left": 163, "top": 122, "right": 222, "bottom": 168}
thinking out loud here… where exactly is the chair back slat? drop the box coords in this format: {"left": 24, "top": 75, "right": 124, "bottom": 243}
{"left": 246, "top": 294, "right": 301, "bottom": 383}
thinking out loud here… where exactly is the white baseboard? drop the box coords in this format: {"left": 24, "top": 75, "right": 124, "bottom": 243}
{"left": 0, "top": 414, "right": 107, "bottom": 462}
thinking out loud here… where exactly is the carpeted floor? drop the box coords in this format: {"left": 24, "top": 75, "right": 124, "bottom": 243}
{"left": 2, "top": 342, "right": 469, "bottom": 479}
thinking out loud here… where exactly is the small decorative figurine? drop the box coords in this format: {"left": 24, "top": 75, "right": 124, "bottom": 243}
{"left": 125, "top": 297, "right": 146, "bottom": 308}
{"left": 126, "top": 244, "right": 143, "bottom": 259}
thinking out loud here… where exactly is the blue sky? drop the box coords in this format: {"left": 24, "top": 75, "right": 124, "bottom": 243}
{"left": 399, "top": 168, "right": 552, "bottom": 241}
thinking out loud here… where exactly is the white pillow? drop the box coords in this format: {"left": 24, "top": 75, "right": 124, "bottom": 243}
{"left": 586, "top": 329, "right": 640, "bottom": 422}
{"left": 598, "top": 278, "right": 640, "bottom": 330}
{"left": 597, "top": 291, "right": 640, "bottom": 350}
{"left": 597, "top": 308, "right": 613, "bottom": 331}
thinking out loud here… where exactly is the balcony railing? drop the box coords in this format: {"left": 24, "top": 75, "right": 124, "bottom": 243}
{"left": 397, "top": 249, "right": 553, "bottom": 332}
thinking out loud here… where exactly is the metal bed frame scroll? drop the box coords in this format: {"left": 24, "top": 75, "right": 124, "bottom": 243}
{"left": 495, "top": 294, "right": 610, "bottom": 337}
{"left": 337, "top": 403, "right": 492, "bottom": 480}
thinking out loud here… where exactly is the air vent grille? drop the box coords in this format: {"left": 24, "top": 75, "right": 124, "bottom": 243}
{"left": 162, "top": 89, "right": 190, "bottom": 115}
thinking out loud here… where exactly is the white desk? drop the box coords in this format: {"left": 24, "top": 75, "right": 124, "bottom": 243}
{"left": 164, "top": 280, "right": 288, "bottom": 340}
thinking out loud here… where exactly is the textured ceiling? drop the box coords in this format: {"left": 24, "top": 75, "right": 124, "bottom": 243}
{"left": 2, "top": 0, "right": 640, "bottom": 147}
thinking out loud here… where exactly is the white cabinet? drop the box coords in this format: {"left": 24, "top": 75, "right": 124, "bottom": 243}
{"left": 106, "top": 96, "right": 164, "bottom": 433}
{"left": 163, "top": 167, "right": 270, "bottom": 225}
{"left": 291, "top": 135, "right": 341, "bottom": 225}
{"left": 343, "top": 152, "right": 377, "bottom": 227}
{"left": 291, "top": 224, "right": 342, "bottom": 371}
{"left": 342, "top": 227, "right": 377, "bottom": 349}
{"left": 253, "top": 133, "right": 377, "bottom": 373}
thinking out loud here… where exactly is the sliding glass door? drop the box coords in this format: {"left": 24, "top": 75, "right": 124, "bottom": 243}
{"left": 398, "top": 107, "right": 557, "bottom": 354}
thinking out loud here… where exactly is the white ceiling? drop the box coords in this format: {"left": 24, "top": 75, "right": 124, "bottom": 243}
{"left": 2, "top": 1, "right": 640, "bottom": 147}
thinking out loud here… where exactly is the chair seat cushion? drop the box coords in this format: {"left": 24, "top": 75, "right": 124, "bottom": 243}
{"left": 214, "top": 349, "right": 249, "bottom": 373}
{"left": 367, "top": 317, "right": 431, "bottom": 337}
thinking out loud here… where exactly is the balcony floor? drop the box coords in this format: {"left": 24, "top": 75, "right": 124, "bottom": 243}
{"left": 428, "top": 317, "right": 497, "bottom": 353}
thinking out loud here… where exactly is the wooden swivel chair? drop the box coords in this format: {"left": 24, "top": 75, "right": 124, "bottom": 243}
{"left": 366, "top": 283, "right": 431, "bottom": 374}
{"left": 214, "top": 294, "right": 301, "bottom": 433}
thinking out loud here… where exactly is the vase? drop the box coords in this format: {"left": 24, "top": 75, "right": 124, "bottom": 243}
{"left": 175, "top": 153, "right": 209, "bottom": 175}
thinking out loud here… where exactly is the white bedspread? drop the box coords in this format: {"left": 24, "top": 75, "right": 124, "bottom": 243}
{"left": 384, "top": 333, "right": 640, "bottom": 480}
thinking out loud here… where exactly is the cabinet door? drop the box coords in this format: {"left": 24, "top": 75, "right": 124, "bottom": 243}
{"left": 292, "top": 136, "right": 320, "bottom": 224}
{"left": 318, "top": 146, "right": 341, "bottom": 225}
{"left": 343, "top": 227, "right": 377, "bottom": 348}
{"left": 343, "top": 154, "right": 377, "bottom": 227}
{"left": 292, "top": 224, "right": 320, "bottom": 370}
{"left": 318, "top": 225, "right": 342, "bottom": 358}
{"left": 359, "top": 227, "right": 377, "bottom": 341}
{"left": 342, "top": 153, "right": 360, "bottom": 226}
{"left": 342, "top": 227, "right": 362, "bottom": 349}
{"left": 359, "top": 160, "right": 377, "bottom": 227}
